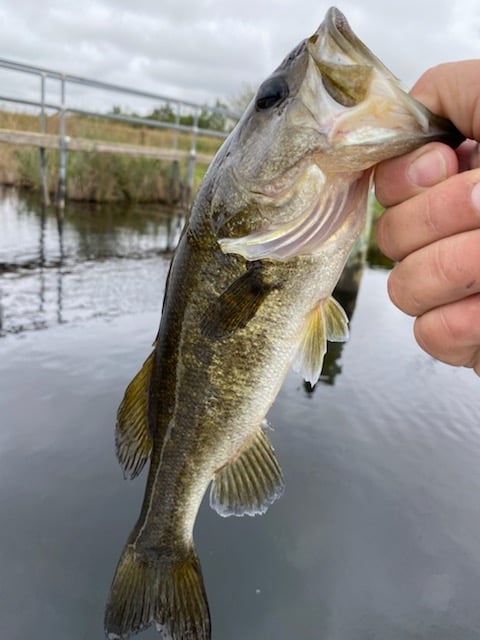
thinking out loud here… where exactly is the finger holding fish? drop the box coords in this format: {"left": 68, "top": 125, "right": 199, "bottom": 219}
{"left": 374, "top": 141, "right": 459, "bottom": 207}
{"left": 376, "top": 162, "right": 480, "bottom": 261}
{"left": 413, "top": 295, "right": 480, "bottom": 375}
{"left": 374, "top": 59, "right": 480, "bottom": 375}
{"left": 408, "top": 61, "right": 480, "bottom": 141}
{"left": 385, "top": 228, "right": 480, "bottom": 317}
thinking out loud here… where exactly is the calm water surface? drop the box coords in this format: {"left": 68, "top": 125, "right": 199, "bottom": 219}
{"left": 1, "top": 188, "right": 480, "bottom": 640}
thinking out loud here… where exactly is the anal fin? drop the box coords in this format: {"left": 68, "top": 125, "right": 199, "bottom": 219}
{"left": 293, "top": 296, "right": 349, "bottom": 385}
{"left": 210, "top": 424, "right": 284, "bottom": 517}
{"left": 115, "top": 351, "right": 154, "bottom": 479}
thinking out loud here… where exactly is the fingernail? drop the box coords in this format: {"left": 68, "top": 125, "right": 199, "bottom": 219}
{"left": 407, "top": 149, "right": 448, "bottom": 187}
{"left": 472, "top": 182, "right": 480, "bottom": 214}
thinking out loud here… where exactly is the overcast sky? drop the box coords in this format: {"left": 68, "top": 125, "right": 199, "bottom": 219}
{"left": 0, "top": 0, "right": 478, "bottom": 115}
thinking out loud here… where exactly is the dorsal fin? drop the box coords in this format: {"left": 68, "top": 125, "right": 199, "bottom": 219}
{"left": 293, "top": 296, "right": 349, "bottom": 385}
{"left": 210, "top": 424, "right": 284, "bottom": 517}
{"left": 115, "top": 351, "right": 154, "bottom": 479}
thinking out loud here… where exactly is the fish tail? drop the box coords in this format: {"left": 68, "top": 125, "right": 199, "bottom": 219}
{"left": 104, "top": 542, "right": 210, "bottom": 640}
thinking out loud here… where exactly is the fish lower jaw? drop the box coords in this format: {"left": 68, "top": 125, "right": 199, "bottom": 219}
{"left": 324, "top": 84, "right": 431, "bottom": 156}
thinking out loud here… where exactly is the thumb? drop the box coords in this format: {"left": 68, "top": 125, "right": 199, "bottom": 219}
{"left": 411, "top": 61, "right": 480, "bottom": 142}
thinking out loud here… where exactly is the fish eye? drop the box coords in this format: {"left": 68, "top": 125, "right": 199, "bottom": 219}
{"left": 255, "top": 76, "right": 289, "bottom": 111}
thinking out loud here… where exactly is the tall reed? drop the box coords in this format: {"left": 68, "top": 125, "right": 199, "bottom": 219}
{"left": 0, "top": 110, "right": 223, "bottom": 202}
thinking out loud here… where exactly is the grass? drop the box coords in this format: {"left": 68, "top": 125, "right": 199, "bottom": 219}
{"left": 0, "top": 109, "right": 392, "bottom": 264}
{"left": 0, "top": 109, "right": 225, "bottom": 203}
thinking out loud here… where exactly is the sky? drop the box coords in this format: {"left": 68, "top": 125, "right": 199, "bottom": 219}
{"left": 0, "top": 0, "right": 478, "bottom": 116}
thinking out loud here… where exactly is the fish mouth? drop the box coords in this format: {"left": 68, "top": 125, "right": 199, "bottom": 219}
{"left": 305, "top": 7, "right": 394, "bottom": 80}
{"left": 217, "top": 7, "right": 463, "bottom": 262}
{"left": 306, "top": 7, "right": 464, "bottom": 156}
{"left": 319, "top": 7, "right": 394, "bottom": 80}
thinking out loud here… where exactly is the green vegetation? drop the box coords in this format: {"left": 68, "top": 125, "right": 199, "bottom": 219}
{"left": 0, "top": 109, "right": 225, "bottom": 203}
{"left": 367, "top": 197, "right": 394, "bottom": 269}
{"left": 0, "top": 106, "right": 389, "bottom": 262}
{"left": 143, "top": 99, "right": 232, "bottom": 133}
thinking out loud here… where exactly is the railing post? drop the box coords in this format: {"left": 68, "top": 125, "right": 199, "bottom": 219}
{"left": 57, "top": 74, "right": 67, "bottom": 210}
{"left": 172, "top": 101, "right": 180, "bottom": 151}
{"left": 38, "top": 72, "right": 50, "bottom": 206}
{"left": 167, "top": 101, "right": 182, "bottom": 206}
{"left": 0, "top": 58, "right": 241, "bottom": 211}
{"left": 185, "top": 110, "right": 199, "bottom": 209}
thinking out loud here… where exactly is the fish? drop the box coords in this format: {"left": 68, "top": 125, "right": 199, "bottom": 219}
{"left": 104, "top": 7, "right": 463, "bottom": 640}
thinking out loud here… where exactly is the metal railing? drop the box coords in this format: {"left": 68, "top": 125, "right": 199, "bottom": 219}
{"left": 0, "top": 57, "right": 242, "bottom": 207}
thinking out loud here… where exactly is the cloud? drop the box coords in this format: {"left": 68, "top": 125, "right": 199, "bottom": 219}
{"left": 0, "top": 0, "right": 478, "bottom": 111}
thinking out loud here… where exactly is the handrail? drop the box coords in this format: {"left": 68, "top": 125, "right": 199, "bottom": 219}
{"left": 0, "top": 57, "right": 241, "bottom": 119}
{"left": 0, "top": 57, "right": 242, "bottom": 207}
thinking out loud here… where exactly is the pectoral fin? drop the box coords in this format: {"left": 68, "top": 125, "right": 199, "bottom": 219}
{"left": 115, "top": 351, "right": 154, "bottom": 479}
{"left": 200, "top": 262, "right": 279, "bottom": 339}
{"left": 293, "top": 296, "right": 349, "bottom": 385}
{"left": 324, "top": 296, "right": 350, "bottom": 342}
{"left": 210, "top": 424, "right": 284, "bottom": 517}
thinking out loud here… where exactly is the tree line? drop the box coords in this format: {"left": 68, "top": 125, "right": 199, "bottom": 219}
{"left": 109, "top": 85, "right": 256, "bottom": 134}
{"left": 111, "top": 99, "right": 231, "bottom": 133}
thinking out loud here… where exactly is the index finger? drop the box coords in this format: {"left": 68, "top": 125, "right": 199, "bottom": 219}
{"left": 375, "top": 142, "right": 459, "bottom": 207}
{"left": 375, "top": 60, "right": 480, "bottom": 207}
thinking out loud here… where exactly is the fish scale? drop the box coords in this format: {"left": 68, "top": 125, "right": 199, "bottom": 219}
{"left": 104, "top": 7, "right": 463, "bottom": 640}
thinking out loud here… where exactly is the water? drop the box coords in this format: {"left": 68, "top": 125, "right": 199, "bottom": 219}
{"left": 0, "top": 188, "right": 184, "bottom": 334}
{"left": 1, "top": 188, "right": 480, "bottom": 640}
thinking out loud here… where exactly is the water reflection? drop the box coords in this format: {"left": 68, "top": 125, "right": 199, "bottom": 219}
{"left": 0, "top": 188, "right": 183, "bottom": 335}
{"left": 36, "top": 204, "right": 64, "bottom": 326}
{"left": 2, "top": 276, "right": 480, "bottom": 640}
{"left": 1, "top": 187, "right": 185, "bottom": 265}
{"left": 0, "top": 187, "right": 370, "bottom": 387}
{"left": 2, "top": 188, "right": 480, "bottom": 639}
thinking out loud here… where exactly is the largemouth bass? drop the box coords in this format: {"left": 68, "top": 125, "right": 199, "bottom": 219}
{"left": 105, "top": 7, "right": 463, "bottom": 639}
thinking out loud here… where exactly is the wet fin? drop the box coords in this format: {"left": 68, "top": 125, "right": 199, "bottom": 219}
{"left": 200, "top": 262, "right": 278, "bottom": 339}
{"left": 210, "top": 424, "right": 284, "bottom": 517}
{"left": 104, "top": 543, "right": 210, "bottom": 640}
{"left": 217, "top": 168, "right": 364, "bottom": 261}
{"left": 293, "top": 297, "right": 349, "bottom": 385}
{"left": 324, "top": 296, "right": 350, "bottom": 342}
{"left": 115, "top": 352, "right": 154, "bottom": 480}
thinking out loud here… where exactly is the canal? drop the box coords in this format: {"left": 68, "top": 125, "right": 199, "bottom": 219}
{"left": 1, "top": 187, "right": 480, "bottom": 639}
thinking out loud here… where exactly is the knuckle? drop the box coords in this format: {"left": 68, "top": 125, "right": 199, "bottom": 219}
{"left": 374, "top": 213, "right": 390, "bottom": 255}
{"left": 421, "top": 188, "right": 445, "bottom": 238}
{"left": 374, "top": 155, "right": 411, "bottom": 207}
{"left": 430, "top": 241, "right": 454, "bottom": 288}
{"left": 437, "top": 304, "right": 464, "bottom": 344}
{"left": 386, "top": 269, "right": 403, "bottom": 310}
{"left": 414, "top": 310, "right": 465, "bottom": 367}
{"left": 428, "top": 235, "right": 480, "bottom": 295}
{"left": 387, "top": 265, "right": 420, "bottom": 316}
{"left": 415, "top": 295, "right": 480, "bottom": 369}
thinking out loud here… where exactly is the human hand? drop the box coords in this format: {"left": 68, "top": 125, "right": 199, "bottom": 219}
{"left": 375, "top": 60, "right": 480, "bottom": 375}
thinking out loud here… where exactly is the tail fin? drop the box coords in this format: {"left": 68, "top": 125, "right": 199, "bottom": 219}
{"left": 104, "top": 543, "right": 210, "bottom": 640}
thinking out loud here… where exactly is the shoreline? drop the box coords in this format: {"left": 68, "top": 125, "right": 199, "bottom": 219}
{"left": 0, "top": 110, "right": 222, "bottom": 204}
